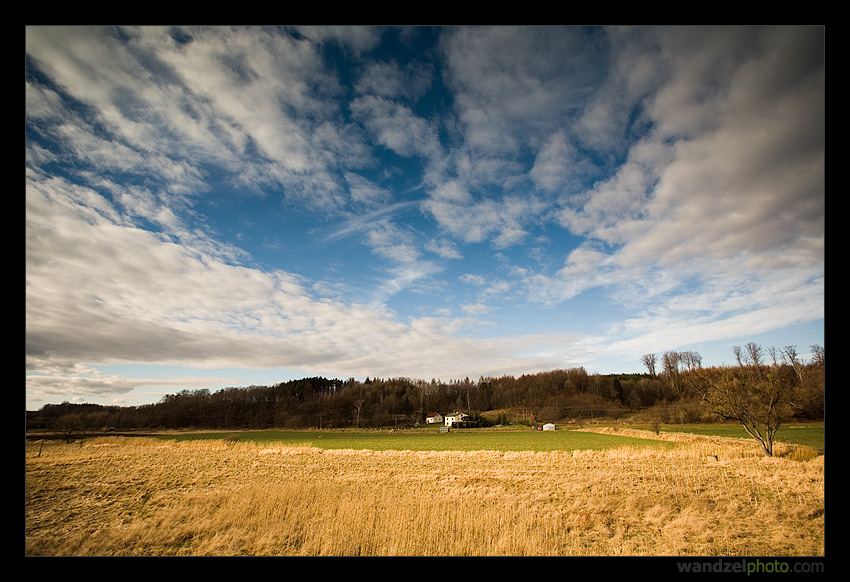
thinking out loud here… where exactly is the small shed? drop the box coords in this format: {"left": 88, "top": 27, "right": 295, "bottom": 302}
{"left": 542, "top": 423, "right": 556, "bottom": 431}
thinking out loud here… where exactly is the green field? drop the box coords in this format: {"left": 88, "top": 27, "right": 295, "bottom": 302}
{"left": 652, "top": 423, "right": 825, "bottom": 452}
{"left": 161, "top": 427, "right": 673, "bottom": 452}
{"left": 158, "top": 422, "right": 824, "bottom": 453}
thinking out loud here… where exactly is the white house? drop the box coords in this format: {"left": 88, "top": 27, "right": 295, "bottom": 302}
{"left": 425, "top": 412, "right": 444, "bottom": 424}
{"left": 444, "top": 412, "right": 470, "bottom": 427}
{"left": 542, "top": 423, "right": 556, "bottom": 431}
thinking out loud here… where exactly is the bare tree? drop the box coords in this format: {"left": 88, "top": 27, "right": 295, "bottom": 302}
{"left": 353, "top": 399, "right": 365, "bottom": 428}
{"left": 54, "top": 413, "right": 84, "bottom": 444}
{"left": 745, "top": 342, "right": 764, "bottom": 368}
{"left": 680, "top": 351, "right": 702, "bottom": 371}
{"left": 810, "top": 344, "right": 824, "bottom": 367}
{"left": 732, "top": 345, "right": 743, "bottom": 367}
{"left": 693, "top": 343, "right": 792, "bottom": 456}
{"left": 782, "top": 345, "right": 805, "bottom": 386}
{"left": 641, "top": 353, "right": 657, "bottom": 377}
{"left": 661, "top": 351, "right": 682, "bottom": 395}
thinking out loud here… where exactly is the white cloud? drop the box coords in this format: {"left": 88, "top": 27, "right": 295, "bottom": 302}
{"left": 530, "top": 130, "right": 598, "bottom": 194}
{"left": 344, "top": 172, "right": 391, "bottom": 206}
{"left": 461, "top": 303, "right": 490, "bottom": 316}
{"left": 422, "top": 185, "right": 548, "bottom": 248}
{"left": 459, "top": 273, "right": 486, "bottom": 286}
{"left": 26, "top": 26, "right": 380, "bottom": 213}
{"left": 293, "top": 25, "right": 384, "bottom": 54}
{"left": 440, "top": 26, "right": 606, "bottom": 154}
{"left": 425, "top": 238, "right": 462, "bottom": 259}
{"left": 540, "top": 26, "right": 823, "bottom": 286}
{"left": 354, "top": 58, "right": 433, "bottom": 100}
{"left": 350, "top": 94, "right": 443, "bottom": 160}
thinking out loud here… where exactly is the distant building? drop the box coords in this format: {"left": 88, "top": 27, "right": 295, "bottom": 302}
{"left": 444, "top": 412, "right": 470, "bottom": 427}
{"left": 425, "top": 412, "right": 444, "bottom": 424}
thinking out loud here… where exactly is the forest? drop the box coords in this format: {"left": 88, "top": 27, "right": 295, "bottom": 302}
{"left": 26, "top": 343, "right": 824, "bottom": 435}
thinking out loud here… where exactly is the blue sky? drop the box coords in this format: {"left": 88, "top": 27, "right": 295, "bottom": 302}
{"left": 25, "top": 26, "right": 825, "bottom": 410}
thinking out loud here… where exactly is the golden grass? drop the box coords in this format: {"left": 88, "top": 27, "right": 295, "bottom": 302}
{"left": 25, "top": 430, "right": 824, "bottom": 556}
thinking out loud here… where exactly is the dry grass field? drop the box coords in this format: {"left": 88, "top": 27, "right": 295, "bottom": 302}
{"left": 25, "top": 428, "right": 824, "bottom": 557}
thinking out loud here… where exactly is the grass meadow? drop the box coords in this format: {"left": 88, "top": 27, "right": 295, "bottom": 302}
{"left": 25, "top": 426, "right": 824, "bottom": 557}
{"left": 157, "top": 426, "right": 679, "bottom": 452}
{"left": 155, "top": 423, "right": 825, "bottom": 452}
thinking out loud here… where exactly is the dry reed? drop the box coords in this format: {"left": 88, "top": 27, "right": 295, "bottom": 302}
{"left": 25, "top": 431, "right": 824, "bottom": 556}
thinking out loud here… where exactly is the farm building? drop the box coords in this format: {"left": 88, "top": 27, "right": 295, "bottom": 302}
{"left": 444, "top": 412, "right": 470, "bottom": 427}
{"left": 542, "top": 423, "right": 556, "bottom": 431}
{"left": 425, "top": 412, "right": 444, "bottom": 424}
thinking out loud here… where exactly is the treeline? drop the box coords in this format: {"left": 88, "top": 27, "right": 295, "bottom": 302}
{"left": 26, "top": 345, "right": 824, "bottom": 433}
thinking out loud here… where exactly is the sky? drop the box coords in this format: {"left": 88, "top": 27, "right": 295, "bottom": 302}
{"left": 25, "top": 25, "right": 825, "bottom": 410}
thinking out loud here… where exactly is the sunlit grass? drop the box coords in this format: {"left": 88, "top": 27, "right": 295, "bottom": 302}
{"left": 26, "top": 429, "right": 824, "bottom": 556}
